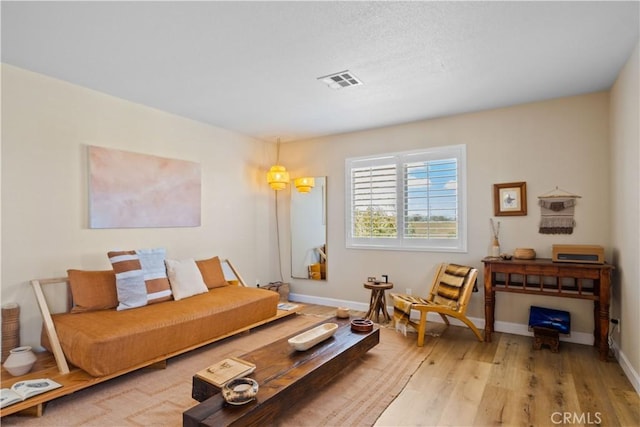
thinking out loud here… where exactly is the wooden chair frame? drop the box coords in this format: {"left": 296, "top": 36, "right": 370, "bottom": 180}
{"left": 396, "top": 263, "right": 484, "bottom": 346}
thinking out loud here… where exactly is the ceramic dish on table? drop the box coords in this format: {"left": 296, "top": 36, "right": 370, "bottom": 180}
{"left": 350, "top": 318, "right": 374, "bottom": 333}
{"left": 222, "top": 377, "right": 259, "bottom": 405}
{"left": 288, "top": 323, "right": 338, "bottom": 351}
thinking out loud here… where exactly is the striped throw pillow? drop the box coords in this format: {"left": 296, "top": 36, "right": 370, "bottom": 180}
{"left": 108, "top": 250, "right": 148, "bottom": 311}
{"left": 108, "top": 248, "right": 172, "bottom": 310}
{"left": 136, "top": 248, "right": 172, "bottom": 303}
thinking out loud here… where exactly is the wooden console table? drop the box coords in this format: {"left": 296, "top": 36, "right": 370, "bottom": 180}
{"left": 482, "top": 257, "right": 614, "bottom": 361}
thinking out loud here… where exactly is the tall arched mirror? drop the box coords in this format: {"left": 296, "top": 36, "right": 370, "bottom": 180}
{"left": 291, "top": 176, "right": 327, "bottom": 280}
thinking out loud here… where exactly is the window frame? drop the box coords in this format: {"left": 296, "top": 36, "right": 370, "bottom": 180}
{"left": 345, "top": 144, "right": 467, "bottom": 252}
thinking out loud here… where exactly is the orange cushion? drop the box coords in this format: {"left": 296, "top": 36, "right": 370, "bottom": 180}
{"left": 46, "top": 286, "right": 279, "bottom": 376}
{"left": 196, "top": 256, "right": 228, "bottom": 289}
{"left": 67, "top": 269, "right": 118, "bottom": 313}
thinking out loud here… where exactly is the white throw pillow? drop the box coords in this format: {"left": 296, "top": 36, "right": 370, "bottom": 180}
{"left": 165, "top": 258, "right": 208, "bottom": 301}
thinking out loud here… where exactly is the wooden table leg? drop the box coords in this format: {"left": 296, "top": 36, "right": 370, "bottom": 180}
{"left": 365, "top": 290, "right": 376, "bottom": 320}
{"left": 483, "top": 263, "right": 494, "bottom": 343}
{"left": 379, "top": 289, "right": 391, "bottom": 322}
{"left": 372, "top": 289, "right": 382, "bottom": 322}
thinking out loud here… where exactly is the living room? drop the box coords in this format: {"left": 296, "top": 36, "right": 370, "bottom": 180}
{"left": 1, "top": 1, "right": 639, "bottom": 425}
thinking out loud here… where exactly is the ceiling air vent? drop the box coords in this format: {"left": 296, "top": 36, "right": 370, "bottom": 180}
{"left": 317, "top": 70, "right": 362, "bottom": 90}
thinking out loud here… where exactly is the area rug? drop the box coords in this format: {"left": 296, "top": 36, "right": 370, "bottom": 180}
{"left": 2, "top": 314, "right": 431, "bottom": 427}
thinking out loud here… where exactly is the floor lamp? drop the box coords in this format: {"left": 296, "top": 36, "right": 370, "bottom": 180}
{"left": 267, "top": 139, "right": 289, "bottom": 282}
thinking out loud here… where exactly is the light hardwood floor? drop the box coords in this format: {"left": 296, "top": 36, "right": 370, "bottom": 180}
{"left": 301, "top": 304, "right": 639, "bottom": 427}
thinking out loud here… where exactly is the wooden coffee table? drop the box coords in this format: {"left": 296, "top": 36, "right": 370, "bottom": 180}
{"left": 183, "top": 316, "right": 379, "bottom": 427}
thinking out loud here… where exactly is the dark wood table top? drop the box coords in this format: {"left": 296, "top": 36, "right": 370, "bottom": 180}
{"left": 183, "top": 316, "right": 379, "bottom": 427}
{"left": 364, "top": 281, "right": 393, "bottom": 290}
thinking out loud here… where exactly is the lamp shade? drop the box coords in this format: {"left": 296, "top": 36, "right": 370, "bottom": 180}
{"left": 267, "top": 165, "right": 290, "bottom": 191}
{"left": 294, "top": 177, "right": 315, "bottom": 193}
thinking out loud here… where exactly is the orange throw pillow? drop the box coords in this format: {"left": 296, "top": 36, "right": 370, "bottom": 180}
{"left": 196, "top": 256, "right": 228, "bottom": 289}
{"left": 68, "top": 269, "right": 118, "bottom": 313}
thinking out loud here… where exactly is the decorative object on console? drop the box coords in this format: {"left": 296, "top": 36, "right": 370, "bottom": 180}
{"left": 538, "top": 186, "right": 581, "bottom": 234}
{"left": 493, "top": 182, "right": 527, "bottom": 216}
{"left": 552, "top": 244, "right": 604, "bottom": 264}
{"left": 489, "top": 218, "right": 501, "bottom": 257}
{"left": 2, "top": 303, "right": 20, "bottom": 363}
{"left": 266, "top": 138, "right": 289, "bottom": 191}
{"left": 3, "top": 346, "right": 36, "bottom": 376}
{"left": 514, "top": 248, "right": 536, "bottom": 260}
{"left": 294, "top": 177, "right": 315, "bottom": 193}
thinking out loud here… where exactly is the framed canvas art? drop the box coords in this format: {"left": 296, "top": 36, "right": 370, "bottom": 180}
{"left": 88, "top": 146, "right": 201, "bottom": 228}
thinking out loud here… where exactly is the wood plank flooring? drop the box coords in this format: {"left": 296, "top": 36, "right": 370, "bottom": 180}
{"left": 2, "top": 303, "right": 638, "bottom": 426}
{"left": 300, "top": 304, "right": 639, "bottom": 427}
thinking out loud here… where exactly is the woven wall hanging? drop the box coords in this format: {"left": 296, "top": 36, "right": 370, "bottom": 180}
{"left": 538, "top": 187, "right": 581, "bottom": 234}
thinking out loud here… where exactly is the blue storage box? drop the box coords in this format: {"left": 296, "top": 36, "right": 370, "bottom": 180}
{"left": 528, "top": 306, "right": 571, "bottom": 334}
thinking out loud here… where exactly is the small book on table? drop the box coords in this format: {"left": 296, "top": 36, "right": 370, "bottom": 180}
{"left": 195, "top": 357, "right": 256, "bottom": 388}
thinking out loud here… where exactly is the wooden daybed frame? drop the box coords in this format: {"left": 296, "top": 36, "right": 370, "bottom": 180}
{"left": 1, "top": 260, "right": 300, "bottom": 417}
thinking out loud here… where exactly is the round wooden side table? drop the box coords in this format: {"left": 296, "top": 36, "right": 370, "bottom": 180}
{"left": 363, "top": 282, "right": 393, "bottom": 323}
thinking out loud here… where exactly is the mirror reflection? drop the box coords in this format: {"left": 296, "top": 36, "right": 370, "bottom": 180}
{"left": 291, "top": 176, "right": 327, "bottom": 280}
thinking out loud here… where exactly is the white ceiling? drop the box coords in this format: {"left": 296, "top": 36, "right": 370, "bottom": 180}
{"left": 2, "top": 1, "right": 638, "bottom": 143}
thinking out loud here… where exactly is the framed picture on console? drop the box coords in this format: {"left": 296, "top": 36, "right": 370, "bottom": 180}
{"left": 493, "top": 181, "right": 527, "bottom": 216}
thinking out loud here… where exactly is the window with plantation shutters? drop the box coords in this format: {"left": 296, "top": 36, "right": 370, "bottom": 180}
{"left": 346, "top": 145, "right": 467, "bottom": 252}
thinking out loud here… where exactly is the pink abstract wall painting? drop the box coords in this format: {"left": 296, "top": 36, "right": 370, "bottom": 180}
{"left": 89, "top": 146, "right": 201, "bottom": 228}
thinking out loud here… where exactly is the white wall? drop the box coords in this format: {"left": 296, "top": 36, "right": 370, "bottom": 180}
{"left": 1, "top": 64, "right": 278, "bottom": 347}
{"left": 281, "top": 92, "right": 612, "bottom": 338}
{"left": 2, "top": 61, "right": 634, "bottom": 381}
{"left": 610, "top": 42, "right": 640, "bottom": 390}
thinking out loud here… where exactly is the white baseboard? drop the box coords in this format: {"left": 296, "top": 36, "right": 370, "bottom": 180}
{"left": 610, "top": 338, "right": 640, "bottom": 395}
{"left": 289, "top": 293, "right": 371, "bottom": 313}
{"left": 289, "top": 292, "right": 593, "bottom": 344}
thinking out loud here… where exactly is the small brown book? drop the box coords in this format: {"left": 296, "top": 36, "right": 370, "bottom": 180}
{"left": 195, "top": 357, "right": 256, "bottom": 388}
